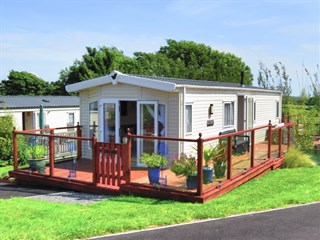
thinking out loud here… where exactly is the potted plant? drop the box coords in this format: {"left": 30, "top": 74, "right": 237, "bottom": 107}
{"left": 170, "top": 153, "right": 197, "bottom": 189}
{"left": 140, "top": 152, "right": 168, "bottom": 185}
{"left": 203, "top": 146, "right": 214, "bottom": 184}
{"left": 212, "top": 143, "right": 227, "bottom": 178}
{"left": 27, "top": 145, "right": 47, "bottom": 173}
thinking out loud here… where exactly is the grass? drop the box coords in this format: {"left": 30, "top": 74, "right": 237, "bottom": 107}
{"left": 0, "top": 165, "right": 13, "bottom": 178}
{"left": 0, "top": 166, "right": 320, "bottom": 240}
{"left": 283, "top": 148, "right": 317, "bottom": 168}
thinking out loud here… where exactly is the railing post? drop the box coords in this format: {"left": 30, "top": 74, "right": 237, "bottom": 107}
{"left": 250, "top": 129, "right": 255, "bottom": 168}
{"left": 227, "top": 136, "right": 232, "bottom": 180}
{"left": 197, "top": 133, "right": 203, "bottom": 196}
{"left": 76, "top": 122, "right": 82, "bottom": 159}
{"left": 92, "top": 133, "right": 98, "bottom": 185}
{"left": 12, "top": 128, "right": 18, "bottom": 171}
{"left": 278, "top": 127, "right": 283, "bottom": 158}
{"left": 125, "top": 128, "right": 132, "bottom": 185}
{"left": 49, "top": 129, "right": 55, "bottom": 176}
{"left": 267, "top": 120, "right": 272, "bottom": 159}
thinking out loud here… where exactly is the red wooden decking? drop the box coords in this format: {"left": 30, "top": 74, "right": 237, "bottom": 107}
{"left": 10, "top": 122, "right": 294, "bottom": 203}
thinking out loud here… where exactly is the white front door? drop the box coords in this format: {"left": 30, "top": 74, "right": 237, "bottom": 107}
{"left": 99, "top": 99, "right": 120, "bottom": 143}
{"left": 137, "top": 101, "right": 158, "bottom": 165}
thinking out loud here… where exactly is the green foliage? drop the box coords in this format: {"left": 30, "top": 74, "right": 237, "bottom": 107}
{"left": 170, "top": 153, "right": 197, "bottom": 177}
{"left": 17, "top": 136, "right": 31, "bottom": 165}
{"left": 1, "top": 166, "right": 320, "bottom": 239}
{"left": 0, "top": 70, "right": 52, "bottom": 95}
{"left": 54, "top": 40, "right": 253, "bottom": 94}
{"left": 283, "top": 104, "right": 319, "bottom": 152}
{"left": 0, "top": 116, "right": 14, "bottom": 164}
{"left": 258, "top": 61, "right": 292, "bottom": 100}
{"left": 140, "top": 153, "right": 168, "bottom": 168}
{"left": 283, "top": 147, "right": 317, "bottom": 168}
{"left": 203, "top": 146, "right": 214, "bottom": 167}
{"left": 212, "top": 143, "right": 227, "bottom": 166}
{"left": 26, "top": 145, "right": 47, "bottom": 159}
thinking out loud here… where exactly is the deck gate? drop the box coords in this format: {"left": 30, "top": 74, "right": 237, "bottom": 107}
{"left": 95, "top": 142, "right": 127, "bottom": 187}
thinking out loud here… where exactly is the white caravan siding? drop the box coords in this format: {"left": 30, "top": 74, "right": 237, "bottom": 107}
{"left": 180, "top": 88, "right": 281, "bottom": 154}
{"left": 80, "top": 82, "right": 180, "bottom": 160}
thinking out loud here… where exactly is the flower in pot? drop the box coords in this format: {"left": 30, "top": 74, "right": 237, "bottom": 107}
{"left": 212, "top": 143, "right": 227, "bottom": 178}
{"left": 203, "top": 146, "right": 214, "bottom": 184}
{"left": 170, "top": 153, "right": 197, "bottom": 189}
{"left": 140, "top": 152, "right": 168, "bottom": 185}
{"left": 27, "top": 145, "right": 47, "bottom": 173}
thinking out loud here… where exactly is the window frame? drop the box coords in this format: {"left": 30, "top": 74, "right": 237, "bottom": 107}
{"left": 185, "top": 104, "right": 193, "bottom": 134}
{"left": 276, "top": 101, "right": 280, "bottom": 118}
{"left": 223, "top": 101, "right": 235, "bottom": 127}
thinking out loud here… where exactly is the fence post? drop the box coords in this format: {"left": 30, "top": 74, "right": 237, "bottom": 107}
{"left": 227, "top": 136, "right": 232, "bottom": 180}
{"left": 12, "top": 128, "right": 18, "bottom": 171}
{"left": 125, "top": 128, "right": 132, "bottom": 185}
{"left": 92, "top": 133, "right": 98, "bottom": 185}
{"left": 49, "top": 129, "right": 55, "bottom": 176}
{"left": 278, "top": 128, "right": 283, "bottom": 158}
{"left": 250, "top": 129, "right": 255, "bottom": 168}
{"left": 197, "top": 133, "right": 203, "bottom": 196}
{"left": 267, "top": 120, "right": 272, "bottom": 159}
{"left": 76, "top": 122, "right": 82, "bottom": 159}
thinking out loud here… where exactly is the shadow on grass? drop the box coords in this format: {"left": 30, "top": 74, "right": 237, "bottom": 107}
{"left": 108, "top": 194, "right": 176, "bottom": 205}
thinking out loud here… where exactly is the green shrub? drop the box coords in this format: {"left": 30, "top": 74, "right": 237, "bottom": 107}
{"left": 0, "top": 116, "right": 14, "bottom": 164}
{"left": 283, "top": 147, "right": 317, "bottom": 168}
{"left": 140, "top": 153, "right": 168, "bottom": 168}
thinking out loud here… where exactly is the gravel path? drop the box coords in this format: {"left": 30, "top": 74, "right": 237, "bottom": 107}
{"left": 0, "top": 182, "right": 114, "bottom": 204}
{"left": 27, "top": 191, "right": 114, "bottom": 204}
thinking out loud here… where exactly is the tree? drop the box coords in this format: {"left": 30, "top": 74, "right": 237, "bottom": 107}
{"left": 258, "top": 62, "right": 292, "bottom": 103}
{"left": 56, "top": 40, "right": 254, "bottom": 93}
{"left": 52, "top": 46, "right": 136, "bottom": 95}
{"left": 0, "top": 71, "right": 52, "bottom": 96}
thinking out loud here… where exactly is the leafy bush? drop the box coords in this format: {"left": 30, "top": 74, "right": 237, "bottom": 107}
{"left": 0, "top": 116, "right": 14, "bottom": 164}
{"left": 17, "top": 135, "right": 31, "bottom": 165}
{"left": 283, "top": 147, "right": 317, "bottom": 168}
{"left": 170, "top": 153, "right": 197, "bottom": 177}
{"left": 140, "top": 153, "right": 168, "bottom": 168}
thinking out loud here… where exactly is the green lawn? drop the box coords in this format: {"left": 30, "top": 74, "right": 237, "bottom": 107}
{"left": 0, "top": 165, "right": 13, "bottom": 178}
{"left": 0, "top": 166, "right": 320, "bottom": 240}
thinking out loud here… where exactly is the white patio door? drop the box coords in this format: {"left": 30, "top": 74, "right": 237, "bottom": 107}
{"left": 137, "top": 101, "right": 158, "bottom": 165}
{"left": 98, "top": 99, "right": 120, "bottom": 143}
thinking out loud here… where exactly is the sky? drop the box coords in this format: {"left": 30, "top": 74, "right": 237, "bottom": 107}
{"left": 0, "top": 0, "right": 319, "bottom": 96}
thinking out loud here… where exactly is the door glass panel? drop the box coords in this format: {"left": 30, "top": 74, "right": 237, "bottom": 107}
{"left": 140, "top": 104, "right": 156, "bottom": 154}
{"left": 103, "top": 103, "right": 116, "bottom": 143}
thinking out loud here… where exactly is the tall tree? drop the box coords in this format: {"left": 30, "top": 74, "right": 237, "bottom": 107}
{"left": 56, "top": 40, "right": 254, "bottom": 94}
{"left": 0, "top": 71, "right": 52, "bottom": 96}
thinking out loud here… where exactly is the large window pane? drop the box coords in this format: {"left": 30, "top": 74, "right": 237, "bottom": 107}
{"left": 185, "top": 105, "right": 192, "bottom": 133}
{"left": 89, "top": 101, "right": 98, "bottom": 138}
{"left": 224, "top": 102, "right": 234, "bottom": 127}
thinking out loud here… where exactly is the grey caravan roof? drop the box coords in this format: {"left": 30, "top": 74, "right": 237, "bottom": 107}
{"left": 129, "top": 74, "right": 264, "bottom": 90}
{"left": 0, "top": 96, "right": 79, "bottom": 109}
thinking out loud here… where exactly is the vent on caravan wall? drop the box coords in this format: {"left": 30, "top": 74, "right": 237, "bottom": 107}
{"left": 240, "top": 71, "right": 245, "bottom": 87}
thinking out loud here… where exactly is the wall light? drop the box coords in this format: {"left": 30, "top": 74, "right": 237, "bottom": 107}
{"left": 209, "top": 104, "right": 214, "bottom": 115}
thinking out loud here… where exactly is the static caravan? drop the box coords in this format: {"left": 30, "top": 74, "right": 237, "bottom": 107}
{"left": 0, "top": 96, "right": 80, "bottom": 130}
{"left": 66, "top": 70, "right": 282, "bottom": 165}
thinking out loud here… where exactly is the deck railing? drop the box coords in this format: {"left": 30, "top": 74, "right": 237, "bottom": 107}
{"left": 12, "top": 120, "right": 295, "bottom": 202}
{"left": 126, "top": 121, "right": 295, "bottom": 198}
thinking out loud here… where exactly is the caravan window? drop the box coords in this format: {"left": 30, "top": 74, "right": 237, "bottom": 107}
{"left": 224, "top": 102, "right": 234, "bottom": 127}
{"left": 185, "top": 104, "right": 192, "bottom": 133}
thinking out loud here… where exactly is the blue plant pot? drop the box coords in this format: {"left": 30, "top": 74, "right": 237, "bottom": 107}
{"left": 203, "top": 167, "right": 213, "bottom": 184}
{"left": 28, "top": 159, "right": 46, "bottom": 173}
{"left": 148, "top": 167, "right": 160, "bottom": 185}
{"left": 186, "top": 175, "right": 198, "bottom": 190}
